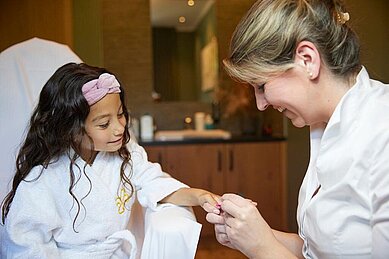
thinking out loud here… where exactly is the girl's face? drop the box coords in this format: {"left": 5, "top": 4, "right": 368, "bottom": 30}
{"left": 252, "top": 66, "right": 318, "bottom": 128}
{"left": 81, "top": 93, "right": 126, "bottom": 160}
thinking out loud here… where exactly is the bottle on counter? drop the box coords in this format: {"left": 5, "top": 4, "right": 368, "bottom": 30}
{"left": 194, "top": 112, "right": 205, "bottom": 131}
{"left": 140, "top": 114, "right": 154, "bottom": 140}
{"left": 204, "top": 114, "right": 215, "bottom": 130}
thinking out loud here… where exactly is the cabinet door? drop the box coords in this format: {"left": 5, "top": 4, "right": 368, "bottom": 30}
{"left": 143, "top": 145, "right": 168, "bottom": 170}
{"left": 226, "top": 142, "right": 287, "bottom": 231}
{"left": 165, "top": 144, "right": 225, "bottom": 236}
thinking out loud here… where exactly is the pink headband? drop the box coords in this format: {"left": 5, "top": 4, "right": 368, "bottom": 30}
{"left": 82, "top": 73, "right": 121, "bottom": 105}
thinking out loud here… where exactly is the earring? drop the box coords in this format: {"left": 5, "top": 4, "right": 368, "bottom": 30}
{"left": 308, "top": 71, "right": 313, "bottom": 78}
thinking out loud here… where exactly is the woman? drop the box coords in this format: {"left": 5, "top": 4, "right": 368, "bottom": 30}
{"left": 207, "top": 0, "right": 389, "bottom": 258}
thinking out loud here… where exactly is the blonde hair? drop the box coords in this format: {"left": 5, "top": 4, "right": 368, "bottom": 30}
{"left": 224, "top": 0, "right": 361, "bottom": 83}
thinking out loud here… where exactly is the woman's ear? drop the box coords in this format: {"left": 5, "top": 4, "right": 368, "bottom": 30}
{"left": 294, "top": 41, "right": 321, "bottom": 80}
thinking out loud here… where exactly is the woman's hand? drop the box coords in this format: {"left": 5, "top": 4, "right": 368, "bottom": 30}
{"left": 208, "top": 193, "right": 301, "bottom": 258}
{"left": 219, "top": 193, "right": 280, "bottom": 258}
{"left": 206, "top": 194, "right": 258, "bottom": 252}
{"left": 207, "top": 211, "right": 238, "bottom": 250}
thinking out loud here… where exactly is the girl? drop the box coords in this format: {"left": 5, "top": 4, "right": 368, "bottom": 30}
{"left": 1, "top": 63, "right": 220, "bottom": 258}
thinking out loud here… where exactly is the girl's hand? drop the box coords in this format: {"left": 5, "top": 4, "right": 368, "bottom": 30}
{"left": 160, "top": 188, "right": 220, "bottom": 211}
{"left": 197, "top": 190, "right": 221, "bottom": 214}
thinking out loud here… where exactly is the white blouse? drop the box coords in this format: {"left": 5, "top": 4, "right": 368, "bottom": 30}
{"left": 297, "top": 67, "right": 389, "bottom": 258}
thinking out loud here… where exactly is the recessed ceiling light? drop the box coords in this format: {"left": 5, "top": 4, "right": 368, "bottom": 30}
{"left": 178, "top": 16, "right": 186, "bottom": 23}
{"left": 188, "top": 0, "right": 195, "bottom": 7}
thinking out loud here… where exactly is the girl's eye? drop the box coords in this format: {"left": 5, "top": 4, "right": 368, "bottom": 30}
{"left": 118, "top": 111, "right": 124, "bottom": 118}
{"left": 98, "top": 122, "right": 110, "bottom": 129}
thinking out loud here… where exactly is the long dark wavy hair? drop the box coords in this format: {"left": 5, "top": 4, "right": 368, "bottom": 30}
{"left": 1, "top": 63, "right": 134, "bottom": 231}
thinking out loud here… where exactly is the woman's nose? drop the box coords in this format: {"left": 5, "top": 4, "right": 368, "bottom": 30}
{"left": 255, "top": 91, "right": 269, "bottom": 111}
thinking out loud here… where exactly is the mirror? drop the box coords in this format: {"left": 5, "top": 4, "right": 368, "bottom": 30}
{"left": 150, "top": 0, "right": 218, "bottom": 103}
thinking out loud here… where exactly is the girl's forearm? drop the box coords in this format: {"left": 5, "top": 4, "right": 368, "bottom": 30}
{"left": 160, "top": 188, "right": 206, "bottom": 206}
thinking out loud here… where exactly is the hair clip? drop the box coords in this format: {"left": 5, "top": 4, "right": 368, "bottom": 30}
{"left": 337, "top": 12, "right": 350, "bottom": 24}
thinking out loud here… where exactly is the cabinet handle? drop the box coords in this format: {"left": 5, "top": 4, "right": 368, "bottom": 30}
{"left": 217, "top": 150, "right": 222, "bottom": 172}
{"left": 229, "top": 149, "right": 234, "bottom": 171}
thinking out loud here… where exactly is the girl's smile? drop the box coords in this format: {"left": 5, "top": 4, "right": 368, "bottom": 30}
{"left": 81, "top": 93, "right": 127, "bottom": 162}
{"left": 108, "top": 137, "right": 123, "bottom": 145}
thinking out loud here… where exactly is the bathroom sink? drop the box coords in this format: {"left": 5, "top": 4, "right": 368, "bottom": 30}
{"left": 154, "top": 129, "right": 231, "bottom": 141}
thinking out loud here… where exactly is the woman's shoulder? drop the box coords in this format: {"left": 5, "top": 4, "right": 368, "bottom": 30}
{"left": 353, "top": 70, "right": 389, "bottom": 124}
{"left": 360, "top": 81, "right": 389, "bottom": 126}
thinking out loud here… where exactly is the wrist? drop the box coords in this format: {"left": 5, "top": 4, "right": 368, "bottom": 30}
{"left": 196, "top": 189, "right": 210, "bottom": 205}
{"left": 246, "top": 230, "right": 287, "bottom": 259}
{"left": 250, "top": 240, "right": 298, "bottom": 259}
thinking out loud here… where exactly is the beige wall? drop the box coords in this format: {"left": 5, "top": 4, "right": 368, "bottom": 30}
{"left": 346, "top": 0, "right": 389, "bottom": 83}
{"left": 0, "top": 0, "right": 73, "bottom": 51}
{"left": 73, "top": 0, "right": 103, "bottom": 67}
{"left": 100, "top": 0, "right": 154, "bottom": 112}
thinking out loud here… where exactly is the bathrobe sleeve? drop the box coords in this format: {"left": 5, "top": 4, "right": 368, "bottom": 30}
{"left": 1, "top": 167, "right": 62, "bottom": 258}
{"left": 127, "top": 141, "right": 189, "bottom": 210}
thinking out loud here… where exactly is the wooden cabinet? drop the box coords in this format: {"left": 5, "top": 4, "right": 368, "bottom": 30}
{"left": 144, "top": 141, "right": 287, "bottom": 237}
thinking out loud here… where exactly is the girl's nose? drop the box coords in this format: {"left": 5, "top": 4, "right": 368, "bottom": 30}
{"left": 114, "top": 128, "right": 124, "bottom": 136}
{"left": 255, "top": 91, "right": 269, "bottom": 111}
{"left": 113, "top": 120, "right": 125, "bottom": 136}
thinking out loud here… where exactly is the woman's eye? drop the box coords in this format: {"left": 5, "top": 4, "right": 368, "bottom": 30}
{"left": 257, "top": 84, "right": 265, "bottom": 92}
{"left": 118, "top": 111, "right": 124, "bottom": 118}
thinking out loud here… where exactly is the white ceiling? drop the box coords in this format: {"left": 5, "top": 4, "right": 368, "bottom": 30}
{"left": 150, "top": 0, "right": 215, "bottom": 32}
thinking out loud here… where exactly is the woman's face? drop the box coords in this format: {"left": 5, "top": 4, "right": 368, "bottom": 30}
{"left": 252, "top": 66, "right": 317, "bottom": 128}
{"left": 81, "top": 93, "right": 126, "bottom": 160}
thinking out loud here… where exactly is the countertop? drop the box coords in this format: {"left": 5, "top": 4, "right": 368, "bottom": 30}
{"left": 139, "top": 135, "right": 286, "bottom": 146}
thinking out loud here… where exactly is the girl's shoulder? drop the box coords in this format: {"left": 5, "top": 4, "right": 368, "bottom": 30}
{"left": 127, "top": 138, "right": 141, "bottom": 151}
{"left": 24, "top": 155, "right": 70, "bottom": 184}
{"left": 127, "top": 139, "right": 147, "bottom": 158}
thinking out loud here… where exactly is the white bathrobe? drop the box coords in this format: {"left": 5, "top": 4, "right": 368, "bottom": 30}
{"left": 1, "top": 140, "right": 191, "bottom": 258}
